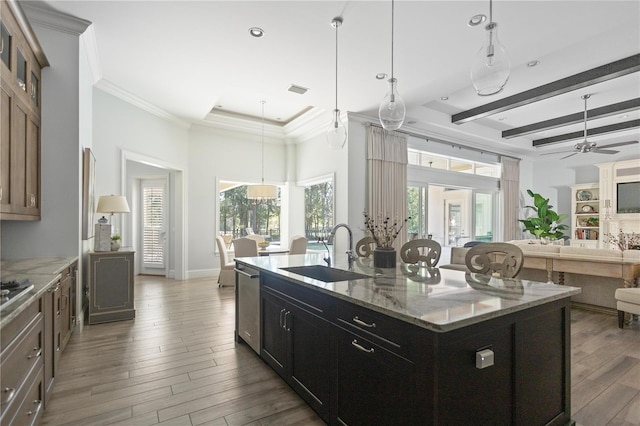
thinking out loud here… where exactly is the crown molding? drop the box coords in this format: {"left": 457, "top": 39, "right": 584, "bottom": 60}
{"left": 22, "top": 2, "right": 91, "bottom": 36}
{"left": 80, "top": 25, "right": 102, "bottom": 85}
{"left": 95, "top": 80, "right": 191, "bottom": 129}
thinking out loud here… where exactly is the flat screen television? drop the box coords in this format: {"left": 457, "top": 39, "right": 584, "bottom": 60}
{"left": 617, "top": 181, "right": 640, "bottom": 214}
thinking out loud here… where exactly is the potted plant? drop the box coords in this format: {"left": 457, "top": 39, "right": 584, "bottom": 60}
{"left": 111, "top": 234, "right": 121, "bottom": 251}
{"left": 519, "top": 189, "right": 569, "bottom": 242}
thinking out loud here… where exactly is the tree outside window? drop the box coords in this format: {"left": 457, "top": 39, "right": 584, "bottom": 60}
{"left": 219, "top": 184, "right": 281, "bottom": 243}
{"left": 304, "top": 181, "right": 333, "bottom": 243}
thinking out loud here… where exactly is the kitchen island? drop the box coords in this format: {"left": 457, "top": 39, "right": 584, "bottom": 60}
{"left": 235, "top": 253, "right": 580, "bottom": 426}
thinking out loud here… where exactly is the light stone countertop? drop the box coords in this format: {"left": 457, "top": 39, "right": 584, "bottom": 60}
{"left": 1, "top": 257, "right": 79, "bottom": 328}
{"left": 236, "top": 253, "right": 581, "bottom": 333}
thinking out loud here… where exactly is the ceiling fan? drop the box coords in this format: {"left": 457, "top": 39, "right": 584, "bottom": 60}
{"left": 541, "top": 94, "right": 638, "bottom": 159}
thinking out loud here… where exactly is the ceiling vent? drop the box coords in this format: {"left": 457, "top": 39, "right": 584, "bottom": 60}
{"left": 288, "top": 84, "right": 309, "bottom": 95}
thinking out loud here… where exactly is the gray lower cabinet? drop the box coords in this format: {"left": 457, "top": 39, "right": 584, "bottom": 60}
{"left": 87, "top": 251, "right": 135, "bottom": 325}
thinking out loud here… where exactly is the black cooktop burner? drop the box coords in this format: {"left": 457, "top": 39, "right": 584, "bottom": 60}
{"left": 0, "top": 278, "right": 33, "bottom": 310}
{"left": 1, "top": 279, "right": 25, "bottom": 290}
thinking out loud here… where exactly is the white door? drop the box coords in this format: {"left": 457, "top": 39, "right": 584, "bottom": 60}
{"left": 140, "top": 179, "right": 167, "bottom": 275}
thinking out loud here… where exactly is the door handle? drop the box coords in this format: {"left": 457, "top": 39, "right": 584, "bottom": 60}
{"left": 284, "top": 311, "right": 291, "bottom": 331}
{"left": 279, "top": 308, "right": 286, "bottom": 328}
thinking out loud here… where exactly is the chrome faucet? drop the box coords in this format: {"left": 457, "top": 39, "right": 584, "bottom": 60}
{"left": 328, "top": 223, "right": 358, "bottom": 269}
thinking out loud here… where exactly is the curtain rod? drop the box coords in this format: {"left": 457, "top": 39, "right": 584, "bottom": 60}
{"left": 365, "top": 122, "right": 520, "bottom": 161}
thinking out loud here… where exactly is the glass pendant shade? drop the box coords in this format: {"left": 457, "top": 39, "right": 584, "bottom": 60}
{"left": 379, "top": 78, "right": 406, "bottom": 130}
{"left": 326, "top": 109, "right": 347, "bottom": 150}
{"left": 471, "top": 22, "right": 510, "bottom": 96}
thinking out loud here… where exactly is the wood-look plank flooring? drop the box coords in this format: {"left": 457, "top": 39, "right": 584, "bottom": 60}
{"left": 40, "top": 275, "right": 640, "bottom": 426}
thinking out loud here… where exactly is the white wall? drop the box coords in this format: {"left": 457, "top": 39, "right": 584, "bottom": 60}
{"left": 187, "top": 124, "right": 287, "bottom": 277}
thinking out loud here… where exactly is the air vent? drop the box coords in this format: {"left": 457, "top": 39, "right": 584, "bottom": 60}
{"left": 288, "top": 84, "right": 309, "bottom": 95}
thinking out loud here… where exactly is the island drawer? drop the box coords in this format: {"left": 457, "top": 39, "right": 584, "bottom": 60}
{"left": 336, "top": 301, "right": 413, "bottom": 357}
{"left": 262, "top": 273, "right": 335, "bottom": 320}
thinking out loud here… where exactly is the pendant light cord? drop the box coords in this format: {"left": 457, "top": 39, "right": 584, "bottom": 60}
{"left": 391, "top": 0, "right": 395, "bottom": 79}
{"left": 334, "top": 20, "right": 339, "bottom": 111}
{"left": 489, "top": 0, "right": 494, "bottom": 23}
{"left": 261, "top": 100, "right": 265, "bottom": 184}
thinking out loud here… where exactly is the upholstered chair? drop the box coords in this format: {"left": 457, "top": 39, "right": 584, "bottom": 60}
{"left": 233, "top": 237, "right": 259, "bottom": 258}
{"left": 288, "top": 236, "right": 308, "bottom": 255}
{"left": 215, "top": 235, "right": 235, "bottom": 287}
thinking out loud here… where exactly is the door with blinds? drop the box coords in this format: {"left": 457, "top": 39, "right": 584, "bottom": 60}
{"left": 140, "top": 179, "right": 167, "bottom": 275}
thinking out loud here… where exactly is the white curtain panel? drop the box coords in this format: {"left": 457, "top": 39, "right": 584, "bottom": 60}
{"left": 501, "top": 156, "right": 521, "bottom": 241}
{"left": 366, "top": 126, "right": 408, "bottom": 255}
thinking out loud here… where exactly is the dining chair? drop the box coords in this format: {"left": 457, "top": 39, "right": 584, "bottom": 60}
{"left": 399, "top": 239, "right": 442, "bottom": 268}
{"left": 245, "top": 234, "right": 266, "bottom": 244}
{"left": 355, "top": 237, "right": 376, "bottom": 258}
{"left": 233, "top": 237, "right": 259, "bottom": 258}
{"left": 215, "top": 235, "right": 236, "bottom": 287}
{"left": 465, "top": 242, "right": 524, "bottom": 278}
{"left": 289, "top": 235, "right": 308, "bottom": 255}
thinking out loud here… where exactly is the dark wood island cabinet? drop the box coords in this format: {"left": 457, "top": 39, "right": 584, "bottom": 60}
{"left": 238, "top": 254, "right": 580, "bottom": 426}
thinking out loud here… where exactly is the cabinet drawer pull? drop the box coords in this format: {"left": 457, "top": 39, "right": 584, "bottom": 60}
{"left": 279, "top": 309, "right": 286, "bottom": 329}
{"left": 284, "top": 311, "right": 290, "bottom": 331}
{"left": 2, "top": 387, "right": 16, "bottom": 404}
{"left": 27, "top": 347, "right": 42, "bottom": 360}
{"left": 235, "top": 268, "right": 259, "bottom": 279}
{"left": 351, "top": 339, "right": 374, "bottom": 354}
{"left": 353, "top": 316, "right": 376, "bottom": 328}
{"left": 27, "top": 399, "right": 42, "bottom": 416}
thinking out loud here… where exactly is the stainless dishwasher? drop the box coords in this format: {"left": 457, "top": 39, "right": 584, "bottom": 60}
{"left": 235, "top": 264, "right": 261, "bottom": 354}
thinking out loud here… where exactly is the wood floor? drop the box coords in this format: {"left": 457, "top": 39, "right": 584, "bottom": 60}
{"left": 40, "top": 275, "right": 639, "bottom": 426}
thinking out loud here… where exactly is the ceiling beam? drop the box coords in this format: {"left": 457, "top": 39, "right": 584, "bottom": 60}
{"left": 452, "top": 54, "right": 640, "bottom": 124}
{"left": 532, "top": 119, "right": 640, "bottom": 147}
{"left": 502, "top": 98, "right": 640, "bottom": 139}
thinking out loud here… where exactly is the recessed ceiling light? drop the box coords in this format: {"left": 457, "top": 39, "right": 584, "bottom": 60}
{"left": 440, "top": 96, "right": 449, "bottom": 101}
{"left": 468, "top": 14, "right": 486, "bottom": 27}
{"left": 248, "top": 27, "right": 264, "bottom": 38}
{"left": 527, "top": 60, "right": 540, "bottom": 67}
{"left": 376, "top": 73, "right": 388, "bottom": 80}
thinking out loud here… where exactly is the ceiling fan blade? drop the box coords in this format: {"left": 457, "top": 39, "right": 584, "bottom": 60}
{"left": 595, "top": 140, "right": 638, "bottom": 149}
{"left": 591, "top": 149, "right": 619, "bottom": 154}
{"left": 539, "top": 150, "right": 575, "bottom": 156}
{"left": 560, "top": 153, "right": 578, "bottom": 160}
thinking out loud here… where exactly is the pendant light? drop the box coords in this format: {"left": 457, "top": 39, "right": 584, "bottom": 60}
{"left": 379, "top": 0, "right": 405, "bottom": 130}
{"left": 470, "top": 0, "right": 510, "bottom": 96}
{"left": 326, "top": 17, "right": 347, "bottom": 150}
{"left": 247, "top": 100, "right": 278, "bottom": 200}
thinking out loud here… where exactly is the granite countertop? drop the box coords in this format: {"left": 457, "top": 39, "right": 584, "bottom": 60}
{"left": 1, "top": 257, "right": 79, "bottom": 328}
{"left": 236, "top": 253, "right": 581, "bottom": 332}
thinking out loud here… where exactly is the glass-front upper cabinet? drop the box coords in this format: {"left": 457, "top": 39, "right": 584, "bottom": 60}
{"left": 0, "top": 20, "right": 10, "bottom": 69}
{"left": 16, "top": 48, "right": 26, "bottom": 91}
{"left": 30, "top": 71, "right": 38, "bottom": 106}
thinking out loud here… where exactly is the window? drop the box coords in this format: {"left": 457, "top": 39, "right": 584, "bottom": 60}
{"left": 304, "top": 179, "right": 334, "bottom": 242}
{"left": 407, "top": 148, "right": 500, "bottom": 178}
{"left": 219, "top": 181, "right": 281, "bottom": 243}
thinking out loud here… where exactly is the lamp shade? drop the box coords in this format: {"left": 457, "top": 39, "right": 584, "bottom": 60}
{"left": 247, "top": 185, "right": 278, "bottom": 200}
{"left": 96, "top": 195, "right": 130, "bottom": 214}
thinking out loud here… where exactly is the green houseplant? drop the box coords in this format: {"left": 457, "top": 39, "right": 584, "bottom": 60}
{"left": 110, "top": 234, "right": 121, "bottom": 251}
{"left": 519, "top": 190, "right": 569, "bottom": 241}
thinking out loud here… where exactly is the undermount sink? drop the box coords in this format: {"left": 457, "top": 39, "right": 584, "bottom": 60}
{"left": 280, "top": 265, "right": 369, "bottom": 282}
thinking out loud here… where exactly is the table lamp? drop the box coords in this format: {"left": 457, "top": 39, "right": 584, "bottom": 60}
{"left": 96, "top": 195, "right": 130, "bottom": 224}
